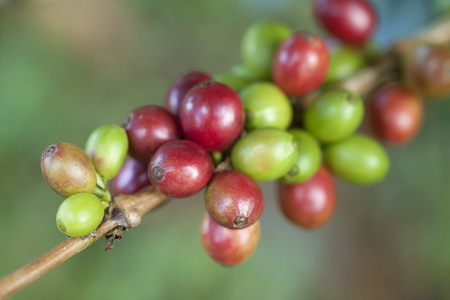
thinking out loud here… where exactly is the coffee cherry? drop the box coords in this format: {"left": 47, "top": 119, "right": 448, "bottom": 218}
{"left": 149, "top": 140, "right": 214, "bottom": 198}
{"left": 85, "top": 124, "right": 128, "bottom": 180}
{"left": 200, "top": 212, "right": 260, "bottom": 266}
{"left": 205, "top": 171, "right": 264, "bottom": 229}
{"left": 325, "top": 38, "right": 366, "bottom": 84}
{"left": 111, "top": 156, "right": 151, "bottom": 196}
{"left": 368, "top": 84, "right": 424, "bottom": 144}
{"left": 280, "top": 128, "right": 322, "bottom": 184}
{"left": 273, "top": 31, "right": 329, "bottom": 97}
{"left": 304, "top": 88, "right": 364, "bottom": 143}
{"left": 313, "top": 0, "right": 377, "bottom": 47}
{"left": 278, "top": 166, "right": 335, "bottom": 229}
{"left": 324, "top": 134, "right": 389, "bottom": 184}
{"left": 123, "top": 105, "right": 181, "bottom": 164}
{"left": 179, "top": 81, "right": 245, "bottom": 152}
{"left": 231, "top": 128, "right": 298, "bottom": 181}
{"left": 402, "top": 44, "right": 450, "bottom": 98}
{"left": 165, "top": 71, "right": 213, "bottom": 115}
{"left": 214, "top": 65, "right": 257, "bottom": 92}
{"left": 214, "top": 72, "right": 249, "bottom": 92}
{"left": 239, "top": 81, "right": 293, "bottom": 130}
{"left": 56, "top": 193, "right": 104, "bottom": 237}
{"left": 241, "top": 20, "right": 292, "bottom": 80}
{"left": 41, "top": 142, "right": 97, "bottom": 198}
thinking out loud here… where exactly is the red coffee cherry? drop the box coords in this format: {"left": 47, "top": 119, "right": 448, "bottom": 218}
{"left": 111, "top": 156, "right": 151, "bottom": 196}
{"left": 165, "top": 71, "right": 213, "bottom": 115}
{"left": 179, "top": 81, "right": 245, "bottom": 152}
{"left": 272, "top": 32, "right": 329, "bottom": 97}
{"left": 313, "top": 0, "right": 377, "bottom": 47}
{"left": 200, "top": 212, "right": 260, "bottom": 266}
{"left": 205, "top": 170, "right": 264, "bottom": 229}
{"left": 368, "top": 84, "right": 424, "bottom": 144}
{"left": 123, "top": 105, "right": 181, "bottom": 164}
{"left": 149, "top": 140, "right": 214, "bottom": 198}
{"left": 278, "top": 166, "right": 336, "bottom": 229}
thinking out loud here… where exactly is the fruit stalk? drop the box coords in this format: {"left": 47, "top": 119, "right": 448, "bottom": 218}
{"left": 0, "top": 187, "right": 168, "bottom": 299}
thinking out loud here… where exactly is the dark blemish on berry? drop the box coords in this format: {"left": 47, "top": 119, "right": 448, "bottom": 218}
{"left": 233, "top": 216, "right": 249, "bottom": 228}
{"left": 346, "top": 93, "right": 356, "bottom": 105}
{"left": 44, "top": 145, "right": 56, "bottom": 158}
{"left": 152, "top": 166, "right": 164, "bottom": 182}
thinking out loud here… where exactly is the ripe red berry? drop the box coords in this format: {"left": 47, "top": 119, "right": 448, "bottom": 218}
{"left": 278, "top": 166, "right": 336, "bottom": 229}
{"left": 205, "top": 170, "right": 264, "bottom": 229}
{"left": 272, "top": 32, "right": 329, "bottom": 97}
{"left": 123, "top": 105, "right": 181, "bottom": 164}
{"left": 313, "top": 0, "right": 377, "bottom": 47}
{"left": 111, "top": 156, "right": 151, "bottom": 196}
{"left": 368, "top": 84, "right": 424, "bottom": 144}
{"left": 200, "top": 212, "right": 260, "bottom": 266}
{"left": 179, "top": 81, "right": 245, "bottom": 152}
{"left": 149, "top": 140, "right": 214, "bottom": 198}
{"left": 165, "top": 71, "right": 213, "bottom": 115}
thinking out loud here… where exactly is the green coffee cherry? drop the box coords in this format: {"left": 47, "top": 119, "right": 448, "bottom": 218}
{"left": 304, "top": 89, "right": 364, "bottom": 143}
{"left": 324, "top": 134, "right": 390, "bottom": 185}
{"left": 214, "top": 65, "right": 256, "bottom": 92}
{"left": 41, "top": 142, "right": 97, "bottom": 197}
{"left": 325, "top": 45, "right": 366, "bottom": 84}
{"left": 85, "top": 124, "right": 128, "bottom": 180}
{"left": 280, "top": 129, "right": 322, "bottom": 184}
{"left": 231, "top": 128, "right": 297, "bottom": 181}
{"left": 56, "top": 193, "right": 105, "bottom": 237}
{"left": 214, "top": 73, "right": 250, "bottom": 92}
{"left": 241, "top": 20, "right": 292, "bottom": 80}
{"left": 240, "top": 82, "right": 293, "bottom": 130}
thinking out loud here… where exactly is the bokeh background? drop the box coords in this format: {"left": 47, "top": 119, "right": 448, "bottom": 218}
{"left": 1, "top": 0, "right": 450, "bottom": 299}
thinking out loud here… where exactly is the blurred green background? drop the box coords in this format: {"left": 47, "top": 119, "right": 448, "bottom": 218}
{"left": 1, "top": 0, "right": 450, "bottom": 299}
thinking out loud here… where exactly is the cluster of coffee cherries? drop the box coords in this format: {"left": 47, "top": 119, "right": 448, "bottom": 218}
{"left": 41, "top": 125, "right": 128, "bottom": 237}
{"left": 40, "top": 0, "right": 450, "bottom": 266}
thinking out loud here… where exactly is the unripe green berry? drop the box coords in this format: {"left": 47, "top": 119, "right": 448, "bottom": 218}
{"left": 304, "top": 88, "right": 364, "bottom": 143}
{"left": 214, "top": 65, "right": 256, "bottom": 92}
{"left": 231, "top": 128, "right": 298, "bottom": 181}
{"left": 240, "top": 81, "right": 293, "bottom": 130}
{"left": 280, "top": 128, "right": 322, "bottom": 184}
{"left": 85, "top": 124, "right": 129, "bottom": 180}
{"left": 56, "top": 193, "right": 105, "bottom": 237}
{"left": 41, "top": 142, "right": 97, "bottom": 197}
{"left": 325, "top": 43, "right": 366, "bottom": 84}
{"left": 241, "top": 20, "right": 292, "bottom": 80}
{"left": 324, "top": 134, "right": 390, "bottom": 185}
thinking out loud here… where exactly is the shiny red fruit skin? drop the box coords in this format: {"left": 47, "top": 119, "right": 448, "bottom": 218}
{"left": 205, "top": 171, "right": 264, "bottom": 229}
{"left": 278, "top": 166, "right": 336, "bottom": 229}
{"left": 148, "top": 140, "right": 214, "bottom": 198}
{"left": 179, "top": 81, "right": 245, "bottom": 152}
{"left": 123, "top": 105, "right": 181, "bottom": 164}
{"left": 200, "top": 212, "right": 260, "bottom": 266}
{"left": 369, "top": 84, "right": 424, "bottom": 144}
{"left": 165, "top": 71, "right": 213, "bottom": 116}
{"left": 111, "top": 156, "right": 151, "bottom": 196}
{"left": 313, "top": 0, "right": 376, "bottom": 47}
{"left": 272, "top": 32, "right": 329, "bottom": 97}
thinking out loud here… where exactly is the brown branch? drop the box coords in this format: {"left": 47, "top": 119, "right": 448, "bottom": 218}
{"left": 1, "top": 15, "right": 450, "bottom": 300}
{"left": 0, "top": 187, "right": 168, "bottom": 299}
